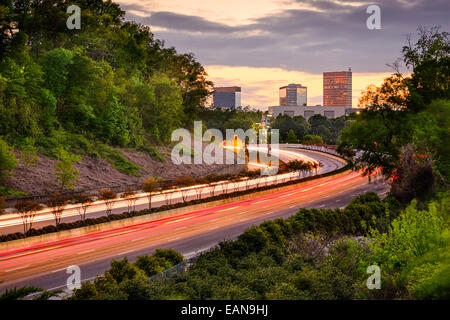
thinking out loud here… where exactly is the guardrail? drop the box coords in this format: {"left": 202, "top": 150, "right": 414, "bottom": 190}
{"left": 281, "top": 144, "right": 341, "bottom": 157}
{"left": 149, "top": 250, "right": 207, "bottom": 282}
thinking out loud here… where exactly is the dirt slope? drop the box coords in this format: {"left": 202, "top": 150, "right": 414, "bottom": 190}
{"left": 5, "top": 145, "right": 245, "bottom": 196}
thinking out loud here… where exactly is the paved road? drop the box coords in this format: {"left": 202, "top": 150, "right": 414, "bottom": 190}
{"left": 0, "top": 167, "right": 388, "bottom": 292}
{"left": 0, "top": 147, "right": 345, "bottom": 235}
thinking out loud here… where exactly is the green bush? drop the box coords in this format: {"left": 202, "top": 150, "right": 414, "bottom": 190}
{"left": 97, "top": 144, "right": 140, "bottom": 176}
{"left": 0, "top": 138, "right": 17, "bottom": 178}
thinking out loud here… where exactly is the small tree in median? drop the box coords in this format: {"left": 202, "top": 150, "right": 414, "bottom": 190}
{"left": 204, "top": 174, "right": 219, "bottom": 197}
{"left": 72, "top": 194, "right": 94, "bottom": 221}
{"left": 121, "top": 190, "right": 137, "bottom": 213}
{"left": 175, "top": 176, "right": 195, "bottom": 203}
{"left": 46, "top": 193, "right": 68, "bottom": 228}
{"left": 14, "top": 201, "right": 43, "bottom": 235}
{"left": 98, "top": 188, "right": 117, "bottom": 217}
{"left": 142, "top": 177, "right": 159, "bottom": 209}
{"left": 160, "top": 180, "right": 174, "bottom": 206}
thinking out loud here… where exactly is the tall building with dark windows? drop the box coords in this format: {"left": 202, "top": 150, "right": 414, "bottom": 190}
{"left": 213, "top": 86, "right": 241, "bottom": 109}
{"left": 279, "top": 83, "right": 307, "bottom": 106}
{"left": 323, "top": 68, "right": 352, "bottom": 108}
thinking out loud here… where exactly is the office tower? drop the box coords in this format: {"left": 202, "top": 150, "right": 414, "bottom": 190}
{"left": 323, "top": 68, "right": 352, "bottom": 108}
{"left": 279, "top": 83, "right": 307, "bottom": 106}
{"left": 213, "top": 86, "right": 241, "bottom": 109}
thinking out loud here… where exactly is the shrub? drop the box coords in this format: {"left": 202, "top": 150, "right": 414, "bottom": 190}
{"left": 0, "top": 196, "right": 5, "bottom": 215}
{"left": 152, "top": 248, "right": 184, "bottom": 266}
{"left": 0, "top": 138, "right": 17, "bottom": 178}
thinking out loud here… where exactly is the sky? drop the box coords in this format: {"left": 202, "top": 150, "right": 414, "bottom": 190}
{"left": 117, "top": 0, "right": 449, "bottom": 109}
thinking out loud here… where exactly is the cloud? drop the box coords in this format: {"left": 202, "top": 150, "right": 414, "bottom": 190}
{"left": 126, "top": 11, "right": 248, "bottom": 34}
{"left": 116, "top": 0, "right": 449, "bottom": 105}
{"left": 120, "top": 0, "right": 449, "bottom": 74}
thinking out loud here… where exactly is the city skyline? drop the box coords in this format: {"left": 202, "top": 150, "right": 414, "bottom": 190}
{"left": 117, "top": 0, "right": 449, "bottom": 108}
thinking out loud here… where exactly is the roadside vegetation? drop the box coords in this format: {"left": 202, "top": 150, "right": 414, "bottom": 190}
{"left": 67, "top": 26, "right": 449, "bottom": 301}
{"left": 0, "top": 0, "right": 211, "bottom": 195}
{"left": 66, "top": 191, "right": 449, "bottom": 300}
{"left": 271, "top": 114, "right": 346, "bottom": 145}
{"left": 0, "top": 159, "right": 327, "bottom": 241}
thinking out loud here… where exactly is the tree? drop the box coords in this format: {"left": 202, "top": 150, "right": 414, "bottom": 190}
{"left": 0, "top": 286, "right": 44, "bottom": 301}
{"left": 142, "top": 177, "right": 158, "bottom": 209}
{"left": 390, "top": 144, "right": 435, "bottom": 203}
{"left": 14, "top": 200, "right": 43, "bottom": 234}
{"left": 17, "top": 137, "right": 40, "bottom": 170}
{"left": 287, "top": 159, "right": 314, "bottom": 180}
{"left": 402, "top": 26, "right": 450, "bottom": 111}
{"left": 46, "top": 193, "right": 68, "bottom": 227}
{"left": 98, "top": 188, "right": 117, "bottom": 217}
{"left": 54, "top": 148, "right": 81, "bottom": 191}
{"left": 203, "top": 174, "right": 219, "bottom": 198}
{"left": 72, "top": 194, "right": 94, "bottom": 221}
{"left": 121, "top": 190, "right": 137, "bottom": 213}
{"left": 0, "top": 138, "right": 17, "bottom": 179}
{"left": 160, "top": 180, "right": 174, "bottom": 206}
{"left": 270, "top": 114, "right": 309, "bottom": 142}
{"left": 174, "top": 176, "right": 195, "bottom": 203}
{"left": 338, "top": 27, "right": 449, "bottom": 182}
{"left": 286, "top": 129, "right": 298, "bottom": 143}
{"left": 302, "top": 134, "right": 323, "bottom": 145}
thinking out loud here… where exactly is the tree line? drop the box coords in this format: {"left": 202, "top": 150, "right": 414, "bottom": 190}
{"left": 270, "top": 113, "right": 347, "bottom": 145}
{"left": 65, "top": 191, "right": 449, "bottom": 300}
{"left": 0, "top": 0, "right": 213, "bottom": 195}
{"left": 338, "top": 26, "right": 449, "bottom": 203}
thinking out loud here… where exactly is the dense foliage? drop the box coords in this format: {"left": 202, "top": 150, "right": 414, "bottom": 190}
{"left": 338, "top": 27, "right": 449, "bottom": 202}
{"left": 198, "top": 106, "right": 262, "bottom": 133}
{"left": 0, "top": 0, "right": 212, "bottom": 157}
{"left": 68, "top": 192, "right": 449, "bottom": 300}
{"left": 270, "top": 114, "right": 346, "bottom": 145}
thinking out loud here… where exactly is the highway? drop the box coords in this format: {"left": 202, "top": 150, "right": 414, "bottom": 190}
{"left": 0, "top": 168, "right": 388, "bottom": 292}
{"left": 0, "top": 147, "right": 345, "bottom": 235}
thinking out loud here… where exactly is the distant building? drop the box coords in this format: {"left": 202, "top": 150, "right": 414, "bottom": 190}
{"left": 268, "top": 105, "right": 345, "bottom": 119}
{"left": 323, "top": 69, "right": 352, "bottom": 108}
{"left": 279, "top": 83, "right": 307, "bottom": 106}
{"left": 213, "top": 86, "right": 241, "bottom": 109}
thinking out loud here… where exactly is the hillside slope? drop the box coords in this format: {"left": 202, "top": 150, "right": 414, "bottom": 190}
{"left": 4, "top": 146, "right": 245, "bottom": 196}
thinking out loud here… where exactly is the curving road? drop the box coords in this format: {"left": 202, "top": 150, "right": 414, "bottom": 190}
{"left": 0, "top": 147, "right": 344, "bottom": 235}
{"left": 0, "top": 148, "right": 388, "bottom": 292}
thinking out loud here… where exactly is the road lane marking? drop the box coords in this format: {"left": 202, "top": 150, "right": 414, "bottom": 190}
{"left": 3, "top": 264, "right": 30, "bottom": 272}
{"left": 76, "top": 249, "right": 95, "bottom": 255}
{"left": 117, "top": 250, "right": 133, "bottom": 256}
{"left": 166, "top": 217, "right": 193, "bottom": 224}
{"left": 131, "top": 237, "right": 146, "bottom": 242}
{"left": 216, "top": 206, "right": 240, "bottom": 212}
